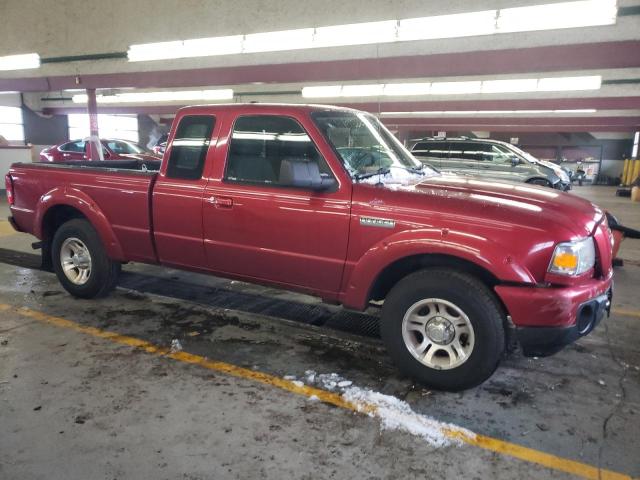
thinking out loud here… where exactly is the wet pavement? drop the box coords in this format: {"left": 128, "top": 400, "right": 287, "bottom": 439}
{"left": 1, "top": 185, "right": 639, "bottom": 479}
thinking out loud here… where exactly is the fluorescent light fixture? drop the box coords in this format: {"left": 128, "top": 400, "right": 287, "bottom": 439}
{"left": 303, "top": 75, "right": 602, "bottom": 98}
{"left": 0, "top": 53, "right": 40, "bottom": 71}
{"left": 430, "top": 81, "right": 482, "bottom": 95}
{"left": 537, "top": 75, "right": 602, "bottom": 91}
{"left": 301, "top": 86, "right": 343, "bottom": 98}
{"left": 127, "top": 41, "right": 185, "bottom": 62}
{"left": 128, "top": 1, "right": 617, "bottom": 62}
{"left": 244, "top": 28, "right": 314, "bottom": 53}
{"left": 72, "top": 89, "right": 233, "bottom": 104}
{"left": 313, "top": 21, "right": 397, "bottom": 47}
{"left": 383, "top": 83, "right": 431, "bottom": 96}
{"left": 497, "top": 0, "right": 617, "bottom": 33}
{"left": 398, "top": 10, "right": 496, "bottom": 41}
{"left": 182, "top": 35, "right": 243, "bottom": 57}
{"left": 481, "top": 79, "right": 539, "bottom": 93}
{"left": 341, "top": 84, "right": 385, "bottom": 97}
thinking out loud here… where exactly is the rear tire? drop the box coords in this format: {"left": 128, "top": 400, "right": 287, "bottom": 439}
{"left": 52, "top": 219, "right": 120, "bottom": 298}
{"left": 380, "top": 268, "right": 505, "bottom": 391}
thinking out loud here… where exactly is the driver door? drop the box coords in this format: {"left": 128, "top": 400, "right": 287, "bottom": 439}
{"left": 202, "top": 114, "right": 351, "bottom": 296}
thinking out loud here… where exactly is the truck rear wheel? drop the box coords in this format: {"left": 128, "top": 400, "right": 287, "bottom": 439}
{"left": 381, "top": 268, "right": 505, "bottom": 390}
{"left": 52, "top": 219, "right": 120, "bottom": 298}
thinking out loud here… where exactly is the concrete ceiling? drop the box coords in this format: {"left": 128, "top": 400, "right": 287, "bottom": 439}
{"left": 1, "top": 0, "right": 640, "bottom": 134}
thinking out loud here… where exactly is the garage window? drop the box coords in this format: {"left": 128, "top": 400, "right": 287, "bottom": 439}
{"left": 0, "top": 106, "right": 25, "bottom": 143}
{"left": 68, "top": 114, "right": 139, "bottom": 142}
{"left": 225, "top": 115, "right": 331, "bottom": 186}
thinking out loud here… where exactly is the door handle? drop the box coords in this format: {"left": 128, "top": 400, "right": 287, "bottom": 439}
{"left": 206, "top": 195, "right": 233, "bottom": 208}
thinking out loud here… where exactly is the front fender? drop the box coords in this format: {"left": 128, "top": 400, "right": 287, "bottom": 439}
{"left": 34, "top": 186, "right": 125, "bottom": 261}
{"left": 340, "top": 228, "right": 536, "bottom": 310}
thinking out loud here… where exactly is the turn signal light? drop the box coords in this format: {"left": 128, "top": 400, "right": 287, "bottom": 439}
{"left": 552, "top": 251, "right": 579, "bottom": 270}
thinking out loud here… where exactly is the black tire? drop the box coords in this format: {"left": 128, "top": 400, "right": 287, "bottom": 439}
{"left": 51, "top": 219, "right": 120, "bottom": 298}
{"left": 380, "top": 268, "right": 505, "bottom": 391}
{"left": 527, "top": 178, "right": 552, "bottom": 188}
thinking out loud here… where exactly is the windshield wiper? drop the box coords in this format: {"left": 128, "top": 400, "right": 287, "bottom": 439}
{"left": 354, "top": 167, "right": 391, "bottom": 181}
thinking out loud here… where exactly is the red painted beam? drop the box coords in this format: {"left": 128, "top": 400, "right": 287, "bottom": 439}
{"left": 384, "top": 124, "right": 639, "bottom": 133}
{"left": 380, "top": 116, "right": 640, "bottom": 127}
{"left": 4, "top": 40, "right": 640, "bottom": 92}
{"left": 39, "top": 97, "right": 640, "bottom": 117}
{"left": 342, "top": 97, "right": 640, "bottom": 112}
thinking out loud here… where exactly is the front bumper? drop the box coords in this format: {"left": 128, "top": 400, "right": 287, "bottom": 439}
{"left": 495, "top": 276, "right": 613, "bottom": 357}
{"left": 515, "top": 289, "right": 611, "bottom": 356}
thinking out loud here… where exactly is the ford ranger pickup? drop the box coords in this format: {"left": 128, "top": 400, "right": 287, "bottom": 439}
{"left": 6, "top": 104, "right": 614, "bottom": 390}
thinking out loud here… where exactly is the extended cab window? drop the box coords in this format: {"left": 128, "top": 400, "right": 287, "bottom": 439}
{"left": 166, "top": 115, "right": 215, "bottom": 180}
{"left": 225, "top": 115, "right": 332, "bottom": 186}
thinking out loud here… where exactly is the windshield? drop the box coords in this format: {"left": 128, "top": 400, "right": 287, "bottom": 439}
{"left": 312, "top": 111, "right": 436, "bottom": 185}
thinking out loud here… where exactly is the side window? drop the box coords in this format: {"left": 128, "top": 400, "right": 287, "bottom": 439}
{"left": 448, "top": 142, "right": 467, "bottom": 160}
{"left": 412, "top": 142, "right": 449, "bottom": 158}
{"left": 166, "top": 115, "right": 215, "bottom": 180}
{"left": 484, "top": 144, "right": 515, "bottom": 164}
{"left": 61, "top": 140, "right": 85, "bottom": 152}
{"left": 462, "top": 143, "right": 491, "bottom": 161}
{"left": 225, "top": 115, "right": 332, "bottom": 186}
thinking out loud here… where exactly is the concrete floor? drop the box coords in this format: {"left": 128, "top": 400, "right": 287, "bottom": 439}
{"left": 0, "top": 185, "right": 639, "bottom": 479}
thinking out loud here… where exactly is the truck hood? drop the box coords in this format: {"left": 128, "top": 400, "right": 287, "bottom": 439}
{"left": 400, "top": 174, "right": 602, "bottom": 237}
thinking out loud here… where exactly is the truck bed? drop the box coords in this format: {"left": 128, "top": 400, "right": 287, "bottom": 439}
{"left": 9, "top": 162, "right": 159, "bottom": 263}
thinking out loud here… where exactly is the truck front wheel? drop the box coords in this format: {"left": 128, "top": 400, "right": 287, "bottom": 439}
{"left": 381, "top": 268, "right": 505, "bottom": 390}
{"left": 52, "top": 219, "right": 120, "bottom": 298}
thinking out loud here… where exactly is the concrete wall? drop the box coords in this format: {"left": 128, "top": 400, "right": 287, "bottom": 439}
{"left": 1, "top": 0, "right": 638, "bottom": 79}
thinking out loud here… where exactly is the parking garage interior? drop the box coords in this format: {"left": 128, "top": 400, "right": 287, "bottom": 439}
{"left": 1, "top": 1, "right": 640, "bottom": 479}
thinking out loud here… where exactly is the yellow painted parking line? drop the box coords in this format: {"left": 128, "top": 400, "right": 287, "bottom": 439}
{"left": 612, "top": 308, "right": 640, "bottom": 319}
{"left": 0, "top": 220, "right": 18, "bottom": 237}
{"left": 1, "top": 302, "right": 634, "bottom": 480}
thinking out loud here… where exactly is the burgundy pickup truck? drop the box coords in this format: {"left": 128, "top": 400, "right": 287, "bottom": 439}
{"left": 5, "top": 104, "right": 614, "bottom": 390}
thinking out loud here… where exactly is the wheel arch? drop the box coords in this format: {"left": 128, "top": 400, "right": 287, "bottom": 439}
{"left": 35, "top": 187, "right": 125, "bottom": 260}
{"left": 340, "top": 230, "right": 535, "bottom": 311}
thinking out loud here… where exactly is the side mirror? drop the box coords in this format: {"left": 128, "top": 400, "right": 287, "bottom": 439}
{"left": 279, "top": 159, "right": 337, "bottom": 191}
{"left": 510, "top": 156, "right": 520, "bottom": 166}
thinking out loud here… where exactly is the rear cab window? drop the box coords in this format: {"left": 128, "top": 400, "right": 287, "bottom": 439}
{"left": 224, "top": 115, "right": 334, "bottom": 187}
{"left": 166, "top": 115, "right": 215, "bottom": 180}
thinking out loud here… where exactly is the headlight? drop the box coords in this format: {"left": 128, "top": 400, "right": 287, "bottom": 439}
{"left": 548, "top": 238, "right": 596, "bottom": 276}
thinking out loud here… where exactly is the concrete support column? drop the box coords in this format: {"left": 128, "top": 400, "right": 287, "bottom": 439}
{"left": 85, "top": 88, "right": 103, "bottom": 160}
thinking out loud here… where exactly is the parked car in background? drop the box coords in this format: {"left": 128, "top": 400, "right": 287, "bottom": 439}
{"left": 152, "top": 133, "right": 169, "bottom": 156}
{"left": 39, "top": 138, "right": 161, "bottom": 163}
{"left": 411, "top": 137, "right": 571, "bottom": 190}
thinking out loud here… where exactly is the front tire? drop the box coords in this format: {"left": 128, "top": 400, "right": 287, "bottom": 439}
{"left": 381, "top": 269, "right": 505, "bottom": 391}
{"left": 52, "top": 219, "right": 120, "bottom": 298}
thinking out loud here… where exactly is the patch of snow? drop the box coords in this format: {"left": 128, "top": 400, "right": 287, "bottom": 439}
{"left": 308, "top": 395, "right": 320, "bottom": 402}
{"left": 170, "top": 339, "right": 182, "bottom": 353}
{"left": 343, "top": 386, "right": 473, "bottom": 447}
{"left": 301, "top": 370, "right": 473, "bottom": 448}
{"left": 283, "top": 375, "right": 296, "bottom": 380}
{"left": 598, "top": 379, "right": 606, "bottom": 386}
{"left": 292, "top": 380, "right": 304, "bottom": 388}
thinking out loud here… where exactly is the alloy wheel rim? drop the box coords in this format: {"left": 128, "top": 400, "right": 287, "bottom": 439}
{"left": 401, "top": 298, "right": 475, "bottom": 370}
{"left": 60, "top": 237, "right": 92, "bottom": 285}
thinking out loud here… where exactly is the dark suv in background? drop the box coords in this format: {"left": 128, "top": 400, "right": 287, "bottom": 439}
{"left": 411, "top": 137, "right": 571, "bottom": 190}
